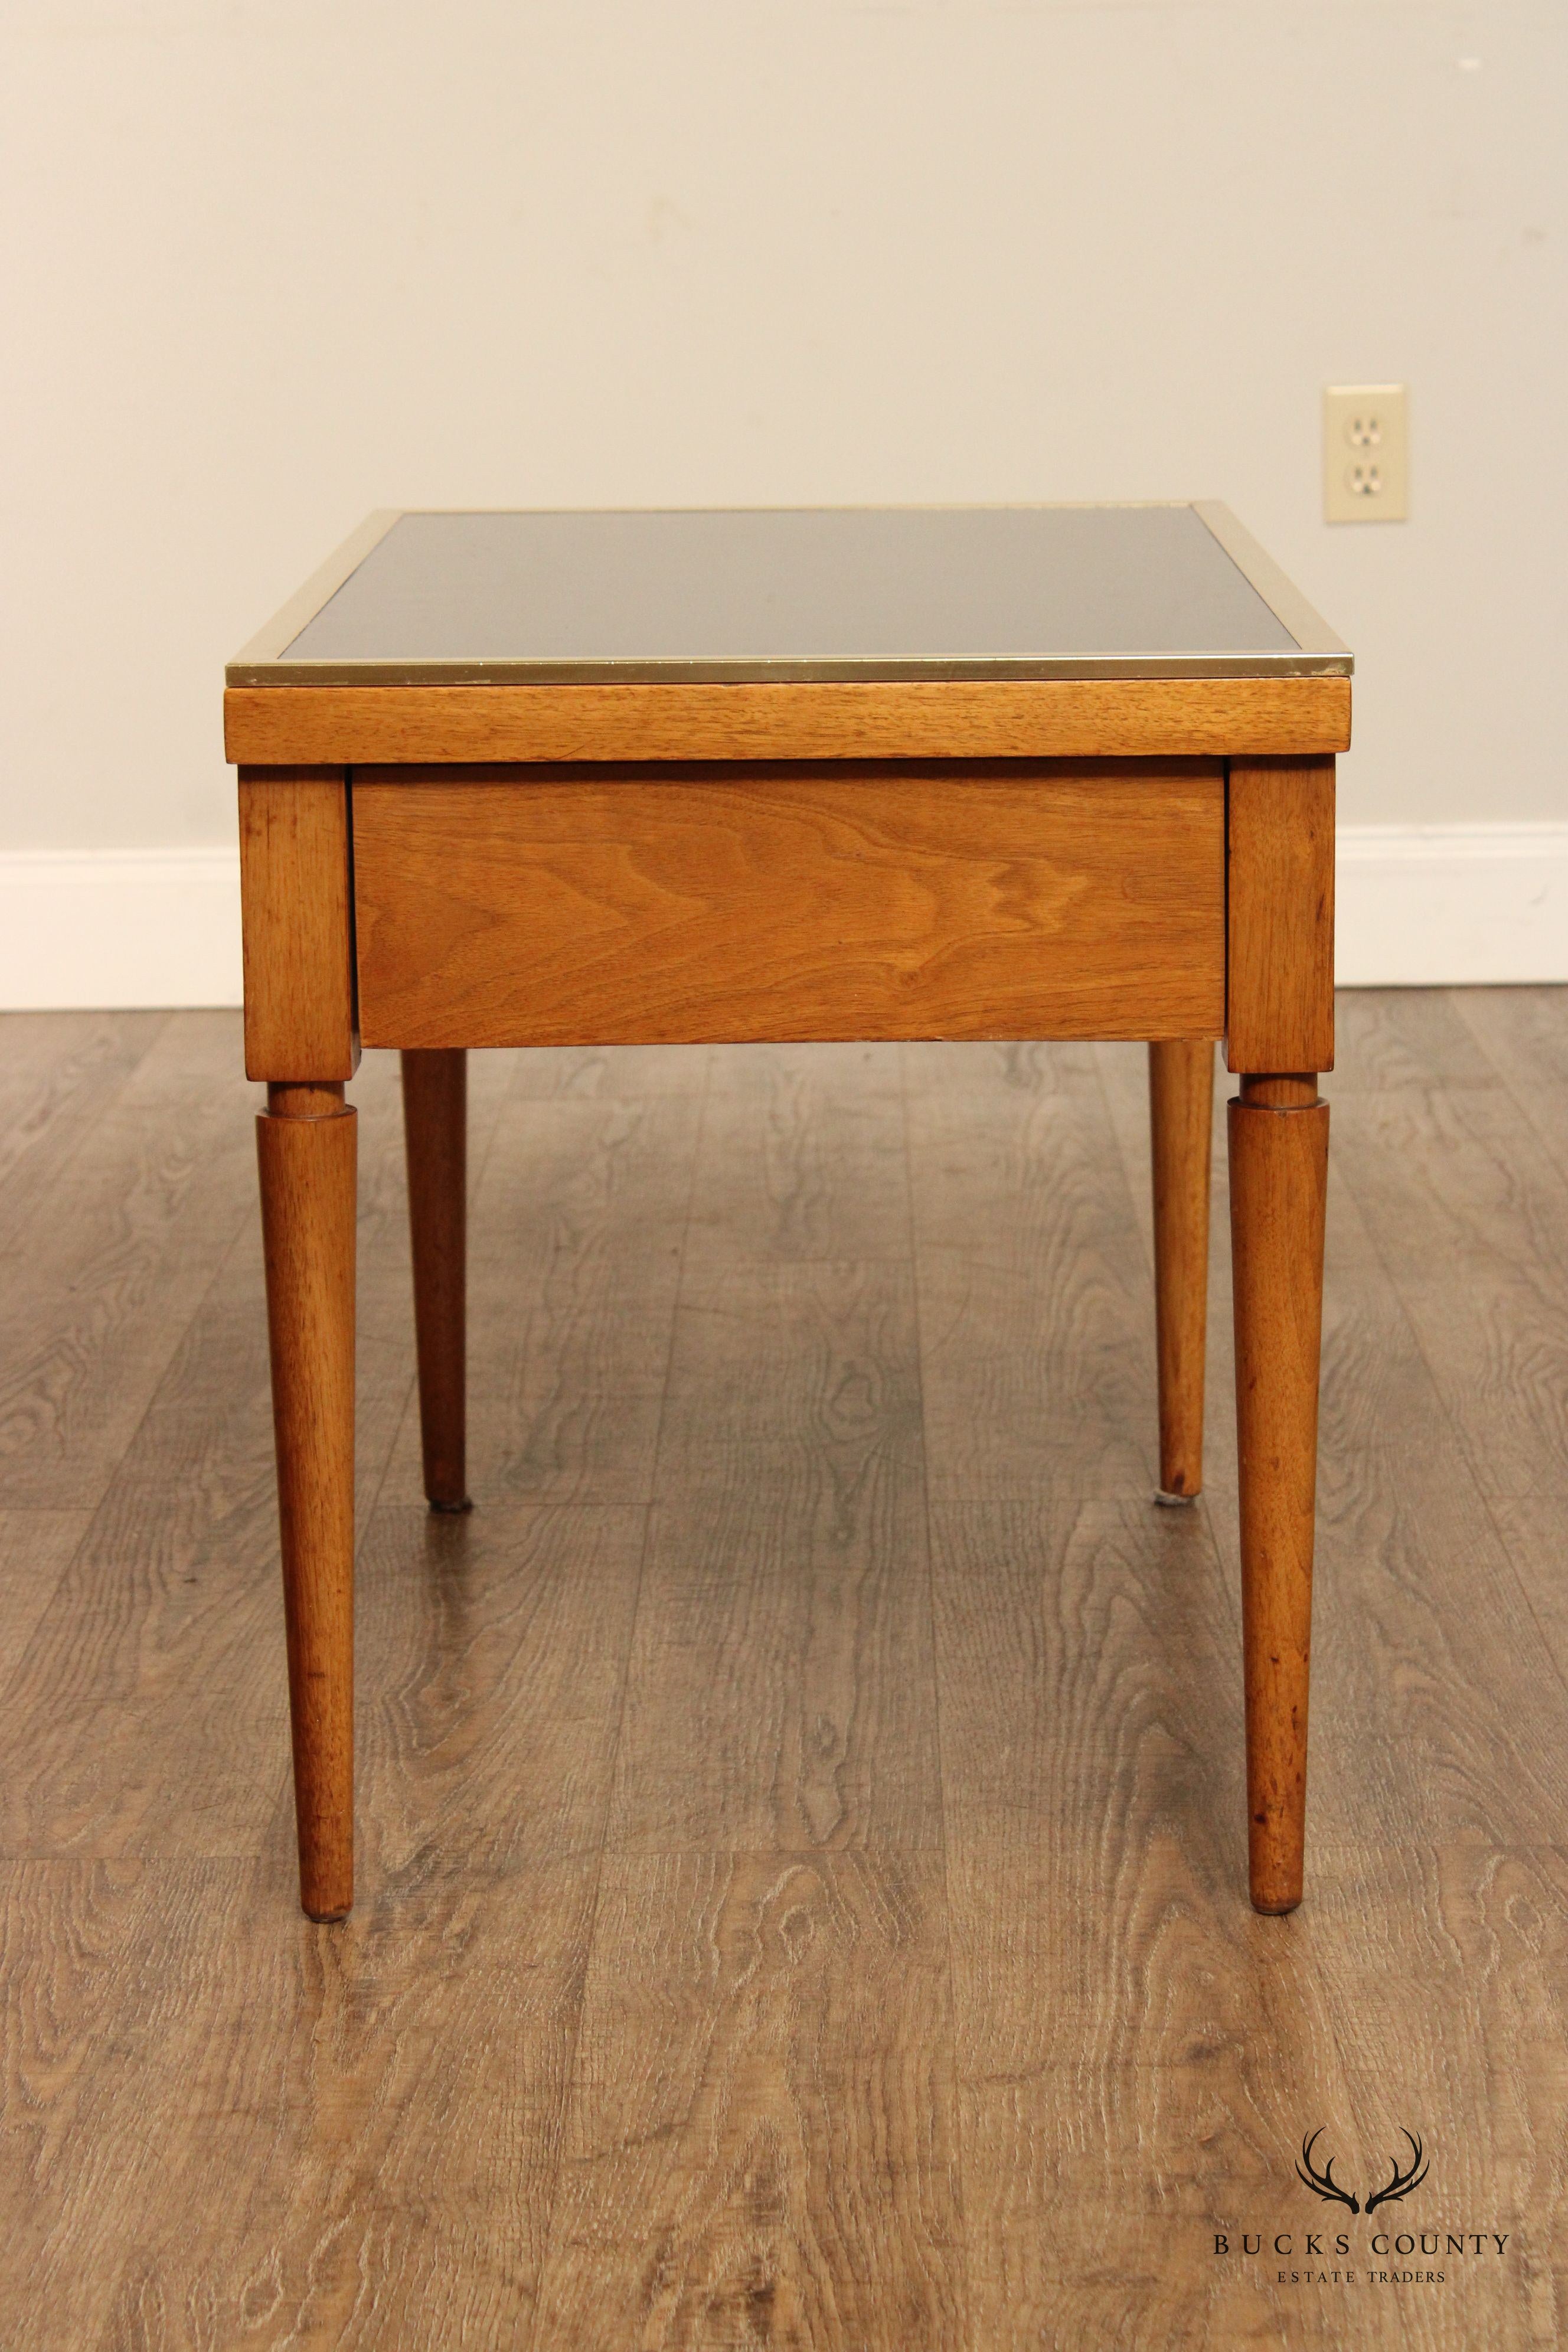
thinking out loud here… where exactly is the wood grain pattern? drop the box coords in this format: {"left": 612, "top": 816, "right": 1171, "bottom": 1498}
{"left": 378, "top": 1089, "right": 703, "bottom": 1511}
{"left": 1229, "top": 1082, "right": 1328, "bottom": 1912}
{"left": 694, "top": 1042, "right": 909, "bottom": 1266}
{"left": 1149, "top": 1038, "right": 1214, "bottom": 1497}
{"left": 0, "top": 1857, "right": 260, "bottom": 2351}
{"left": 89, "top": 1858, "right": 597, "bottom": 2352}
{"left": 1319, "top": 1845, "right": 1568, "bottom": 2352}
{"left": 0, "top": 1014, "right": 257, "bottom": 1513}
{"left": 1226, "top": 757, "right": 1336, "bottom": 1074}
{"left": 607, "top": 1484, "right": 942, "bottom": 1856}
{"left": 1202, "top": 1158, "right": 1568, "bottom": 1860}
{"left": 400, "top": 1048, "right": 469, "bottom": 1510}
{"left": 658, "top": 1249, "right": 923, "bottom": 1499}
{"left": 238, "top": 767, "right": 357, "bottom": 1082}
{"left": 0, "top": 1053, "right": 420, "bottom": 1867}
{"left": 352, "top": 763, "right": 1226, "bottom": 1049}
{"left": 0, "top": 1511, "right": 90, "bottom": 1689}
{"left": 1214, "top": 1440, "right": 1568, "bottom": 1855}
{"left": 257, "top": 1087, "right": 357, "bottom": 1917}
{"left": 1327, "top": 1021, "right": 1568, "bottom": 1499}
{"left": 535, "top": 1851, "right": 965, "bottom": 2350}
{"left": 225, "top": 673, "right": 1352, "bottom": 766}
{"left": 2, "top": 1001, "right": 1567, "bottom": 2350}
{"left": 0, "top": 1010, "right": 166, "bottom": 1239}
{"left": 355, "top": 1505, "right": 646, "bottom": 1884}
{"left": 906, "top": 1080, "right": 1158, "bottom": 1498}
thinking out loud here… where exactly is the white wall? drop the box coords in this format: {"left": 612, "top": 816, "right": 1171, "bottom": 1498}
{"left": 2, "top": 2, "right": 1564, "bottom": 874}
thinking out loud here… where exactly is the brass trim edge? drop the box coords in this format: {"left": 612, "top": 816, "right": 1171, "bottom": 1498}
{"left": 228, "top": 509, "right": 404, "bottom": 669}
{"left": 1191, "top": 501, "right": 1353, "bottom": 665}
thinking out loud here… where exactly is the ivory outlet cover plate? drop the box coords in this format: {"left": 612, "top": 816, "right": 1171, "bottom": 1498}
{"left": 1324, "top": 384, "right": 1409, "bottom": 522}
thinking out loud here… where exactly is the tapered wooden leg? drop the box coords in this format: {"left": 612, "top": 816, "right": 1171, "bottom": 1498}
{"left": 1149, "top": 1039, "right": 1214, "bottom": 1501}
{"left": 257, "top": 1082, "right": 357, "bottom": 1922}
{"left": 1228, "top": 1073, "right": 1328, "bottom": 1914}
{"left": 400, "top": 1049, "right": 471, "bottom": 1513}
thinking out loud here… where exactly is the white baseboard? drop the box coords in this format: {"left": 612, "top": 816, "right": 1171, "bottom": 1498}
{"left": 0, "top": 848, "right": 243, "bottom": 1011}
{"left": 1334, "top": 824, "right": 1568, "bottom": 986}
{"left": 0, "top": 826, "right": 1564, "bottom": 1010}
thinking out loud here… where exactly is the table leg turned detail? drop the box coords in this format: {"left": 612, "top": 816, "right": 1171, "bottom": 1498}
{"left": 1228, "top": 1072, "right": 1328, "bottom": 1915}
{"left": 400, "top": 1050, "right": 471, "bottom": 1513}
{"left": 1148, "top": 1040, "right": 1214, "bottom": 1501}
{"left": 257, "top": 1082, "right": 357, "bottom": 1922}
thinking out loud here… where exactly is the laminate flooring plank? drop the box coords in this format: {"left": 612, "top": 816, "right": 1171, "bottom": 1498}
{"left": 931, "top": 1497, "right": 1342, "bottom": 2064}
{"left": 907, "top": 1073, "right": 1146, "bottom": 1273}
{"left": 354, "top": 1502, "right": 646, "bottom": 1887}
{"left": 949, "top": 1849, "right": 1562, "bottom": 2339}
{"left": 1095, "top": 1036, "right": 1452, "bottom": 1498}
{"left": 1487, "top": 1496, "right": 1568, "bottom": 1704}
{"left": 0, "top": 1511, "right": 90, "bottom": 1688}
{"left": 606, "top": 1481, "right": 942, "bottom": 1856}
{"left": 1455, "top": 985, "right": 1568, "bottom": 1161}
{"left": 0, "top": 1014, "right": 258, "bottom": 1511}
{"left": 655, "top": 1256, "right": 925, "bottom": 1511}
{"left": 906, "top": 1084, "right": 1157, "bottom": 1497}
{"left": 1332, "top": 1058, "right": 1568, "bottom": 1291}
{"left": 931, "top": 1487, "right": 1564, "bottom": 2347}
{"left": 90, "top": 1507, "right": 636, "bottom": 2343}
{"left": 0, "top": 1054, "right": 436, "bottom": 1861}
{"left": 0, "top": 1857, "right": 256, "bottom": 2352}
{"left": 1318, "top": 1841, "right": 1568, "bottom": 2350}
{"left": 6, "top": 999, "right": 1566, "bottom": 2350}
{"left": 380, "top": 1092, "right": 703, "bottom": 1508}
{"left": 0, "top": 1011, "right": 168, "bottom": 1249}
{"left": 1331, "top": 986, "right": 1506, "bottom": 1097}
{"left": 1092, "top": 1038, "right": 1171, "bottom": 1273}
{"left": 1214, "top": 1151, "right": 1480, "bottom": 1501}
{"left": 351, "top": 1044, "right": 517, "bottom": 1528}
{"left": 693, "top": 1041, "right": 910, "bottom": 1265}
{"left": 0, "top": 1247, "right": 295, "bottom": 1859}
{"left": 901, "top": 1038, "right": 1106, "bottom": 1100}
{"left": 959, "top": 2072, "right": 1377, "bottom": 2352}
{"left": 612, "top": 1044, "right": 939, "bottom": 1848}
{"left": 708, "top": 1041, "right": 902, "bottom": 1100}
{"left": 87, "top": 1860, "right": 595, "bottom": 2352}
{"left": 1205, "top": 1445, "right": 1568, "bottom": 1851}
{"left": 1329, "top": 1068, "right": 1568, "bottom": 1497}
{"left": 505, "top": 1043, "right": 711, "bottom": 1100}
{"left": 534, "top": 1851, "right": 965, "bottom": 2351}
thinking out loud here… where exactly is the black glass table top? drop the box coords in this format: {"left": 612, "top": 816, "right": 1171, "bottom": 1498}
{"left": 229, "top": 504, "right": 1349, "bottom": 687}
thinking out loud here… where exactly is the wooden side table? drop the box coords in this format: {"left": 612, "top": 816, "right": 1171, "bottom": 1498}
{"left": 224, "top": 504, "right": 1349, "bottom": 1923}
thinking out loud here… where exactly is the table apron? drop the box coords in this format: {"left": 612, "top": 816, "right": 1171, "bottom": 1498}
{"left": 348, "top": 759, "right": 1227, "bottom": 1049}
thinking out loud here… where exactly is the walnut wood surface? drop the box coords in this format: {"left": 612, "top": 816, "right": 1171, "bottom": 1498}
{"left": 1228, "top": 1080, "right": 1329, "bottom": 1913}
{"left": 224, "top": 673, "right": 1351, "bottom": 766}
{"left": 237, "top": 768, "right": 358, "bottom": 1082}
{"left": 400, "top": 1049, "right": 469, "bottom": 1511}
{"left": 352, "top": 762, "right": 1226, "bottom": 1048}
{"left": 1148, "top": 1038, "right": 1214, "bottom": 1498}
{"left": 1226, "top": 757, "right": 1337, "bottom": 1074}
{"left": 5, "top": 1004, "right": 1567, "bottom": 2348}
{"left": 257, "top": 1085, "right": 357, "bottom": 1919}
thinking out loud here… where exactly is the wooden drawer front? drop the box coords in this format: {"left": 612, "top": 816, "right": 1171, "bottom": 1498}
{"left": 352, "top": 760, "right": 1225, "bottom": 1048}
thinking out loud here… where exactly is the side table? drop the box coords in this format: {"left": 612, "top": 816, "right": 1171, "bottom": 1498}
{"left": 225, "top": 504, "right": 1348, "bottom": 1920}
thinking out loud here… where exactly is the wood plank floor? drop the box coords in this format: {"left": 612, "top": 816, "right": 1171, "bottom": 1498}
{"left": 1, "top": 996, "right": 1565, "bottom": 2350}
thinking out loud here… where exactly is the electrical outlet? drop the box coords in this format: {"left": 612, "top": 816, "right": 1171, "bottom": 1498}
{"left": 1323, "top": 384, "right": 1408, "bottom": 522}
